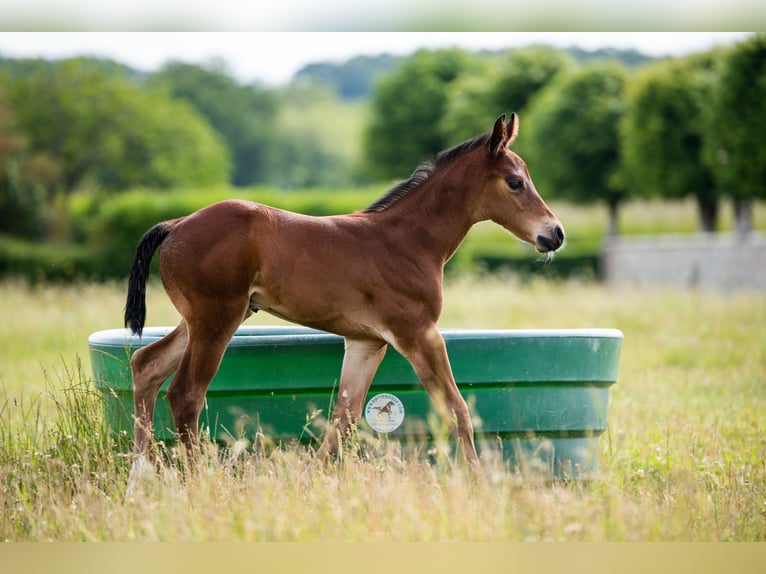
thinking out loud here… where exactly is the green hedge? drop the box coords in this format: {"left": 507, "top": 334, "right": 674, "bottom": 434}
{"left": 0, "top": 235, "right": 97, "bottom": 282}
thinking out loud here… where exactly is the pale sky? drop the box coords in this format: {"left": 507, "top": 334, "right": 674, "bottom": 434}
{"left": 0, "top": 32, "right": 753, "bottom": 86}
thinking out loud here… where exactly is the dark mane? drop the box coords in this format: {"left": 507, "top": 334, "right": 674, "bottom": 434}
{"left": 363, "top": 132, "right": 490, "bottom": 213}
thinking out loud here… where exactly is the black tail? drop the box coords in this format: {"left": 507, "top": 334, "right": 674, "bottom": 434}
{"left": 124, "top": 222, "right": 175, "bottom": 337}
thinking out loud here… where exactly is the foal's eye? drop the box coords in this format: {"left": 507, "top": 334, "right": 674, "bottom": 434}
{"left": 506, "top": 179, "right": 523, "bottom": 192}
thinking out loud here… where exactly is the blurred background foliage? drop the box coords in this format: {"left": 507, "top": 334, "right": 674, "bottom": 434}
{"left": 0, "top": 35, "right": 764, "bottom": 281}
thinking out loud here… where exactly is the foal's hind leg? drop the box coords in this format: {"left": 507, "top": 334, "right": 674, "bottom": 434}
{"left": 130, "top": 320, "right": 189, "bottom": 457}
{"left": 127, "top": 321, "right": 188, "bottom": 495}
{"left": 316, "top": 337, "right": 388, "bottom": 461}
{"left": 166, "top": 300, "right": 247, "bottom": 457}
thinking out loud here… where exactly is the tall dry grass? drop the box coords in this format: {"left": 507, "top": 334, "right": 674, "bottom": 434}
{"left": 0, "top": 276, "right": 764, "bottom": 541}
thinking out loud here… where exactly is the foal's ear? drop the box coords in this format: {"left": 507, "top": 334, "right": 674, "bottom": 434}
{"left": 507, "top": 112, "right": 519, "bottom": 146}
{"left": 489, "top": 113, "right": 519, "bottom": 157}
{"left": 489, "top": 114, "right": 508, "bottom": 157}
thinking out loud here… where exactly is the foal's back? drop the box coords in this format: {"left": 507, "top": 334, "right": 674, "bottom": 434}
{"left": 157, "top": 199, "right": 437, "bottom": 339}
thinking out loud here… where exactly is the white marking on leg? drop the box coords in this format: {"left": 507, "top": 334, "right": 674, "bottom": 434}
{"left": 126, "top": 454, "right": 155, "bottom": 498}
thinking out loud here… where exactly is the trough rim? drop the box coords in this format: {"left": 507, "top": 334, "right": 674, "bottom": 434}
{"left": 88, "top": 326, "right": 624, "bottom": 348}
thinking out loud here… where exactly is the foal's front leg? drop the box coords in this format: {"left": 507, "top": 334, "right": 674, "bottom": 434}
{"left": 316, "top": 337, "right": 387, "bottom": 460}
{"left": 395, "top": 325, "right": 479, "bottom": 464}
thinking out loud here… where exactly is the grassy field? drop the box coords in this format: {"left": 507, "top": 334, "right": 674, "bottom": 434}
{"left": 0, "top": 275, "right": 764, "bottom": 541}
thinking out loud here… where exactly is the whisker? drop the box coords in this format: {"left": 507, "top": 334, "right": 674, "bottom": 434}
{"left": 536, "top": 251, "right": 556, "bottom": 266}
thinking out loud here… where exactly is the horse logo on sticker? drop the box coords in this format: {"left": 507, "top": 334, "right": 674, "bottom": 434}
{"left": 364, "top": 393, "right": 405, "bottom": 433}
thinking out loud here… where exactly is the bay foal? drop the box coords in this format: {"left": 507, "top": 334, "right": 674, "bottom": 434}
{"left": 124, "top": 114, "right": 564, "bottom": 476}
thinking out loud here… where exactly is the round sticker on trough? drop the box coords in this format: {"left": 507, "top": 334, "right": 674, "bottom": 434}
{"left": 364, "top": 393, "right": 405, "bottom": 433}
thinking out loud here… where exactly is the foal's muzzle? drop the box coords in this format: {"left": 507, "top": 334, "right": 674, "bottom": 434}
{"left": 536, "top": 225, "right": 565, "bottom": 253}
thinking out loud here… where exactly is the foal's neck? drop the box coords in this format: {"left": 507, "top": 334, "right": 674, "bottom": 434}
{"left": 370, "top": 170, "right": 479, "bottom": 266}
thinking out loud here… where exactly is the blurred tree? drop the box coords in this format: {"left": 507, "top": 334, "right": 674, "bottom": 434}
{"left": 621, "top": 52, "right": 724, "bottom": 232}
{"left": 268, "top": 83, "right": 363, "bottom": 188}
{"left": 568, "top": 47, "right": 654, "bottom": 68}
{"left": 439, "top": 58, "right": 498, "bottom": 144}
{"left": 524, "top": 61, "right": 628, "bottom": 235}
{"left": 363, "top": 48, "right": 472, "bottom": 181}
{"left": 148, "top": 61, "right": 278, "bottom": 187}
{"left": 442, "top": 47, "right": 572, "bottom": 148}
{"left": 704, "top": 34, "right": 766, "bottom": 234}
{"left": 0, "top": 86, "right": 60, "bottom": 238}
{"left": 294, "top": 54, "right": 401, "bottom": 99}
{"left": 487, "top": 47, "right": 573, "bottom": 118}
{"left": 3, "top": 58, "right": 230, "bottom": 194}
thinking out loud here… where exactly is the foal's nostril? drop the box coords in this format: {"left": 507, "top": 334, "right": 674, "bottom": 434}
{"left": 536, "top": 225, "right": 565, "bottom": 253}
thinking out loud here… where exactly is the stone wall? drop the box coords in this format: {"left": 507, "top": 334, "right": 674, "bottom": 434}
{"left": 601, "top": 233, "right": 766, "bottom": 290}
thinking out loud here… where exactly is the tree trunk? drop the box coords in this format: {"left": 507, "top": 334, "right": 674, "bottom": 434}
{"left": 606, "top": 201, "right": 619, "bottom": 237}
{"left": 734, "top": 198, "right": 753, "bottom": 236}
{"left": 696, "top": 195, "right": 719, "bottom": 233}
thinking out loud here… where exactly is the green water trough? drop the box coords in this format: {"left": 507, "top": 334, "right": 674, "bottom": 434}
{"left": 89, "top": 326, "right": 623, "bottom": 480}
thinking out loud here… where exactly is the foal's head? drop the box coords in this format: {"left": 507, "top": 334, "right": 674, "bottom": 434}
{"left": 475, "top": 114, "right": 565, "bottom": 254}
